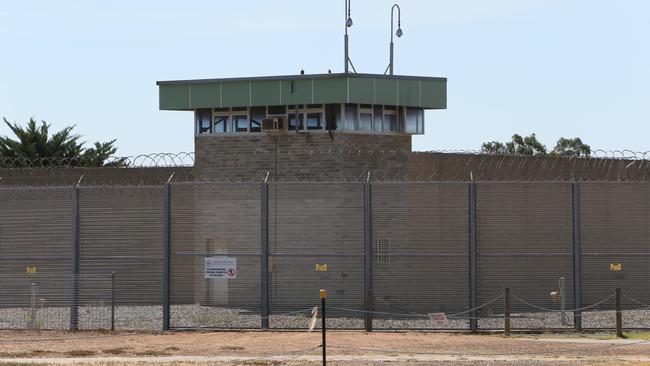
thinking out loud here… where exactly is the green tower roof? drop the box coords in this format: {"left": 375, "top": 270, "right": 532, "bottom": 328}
{"left": 157, "top": 73, "right": 446, "bottom": 110}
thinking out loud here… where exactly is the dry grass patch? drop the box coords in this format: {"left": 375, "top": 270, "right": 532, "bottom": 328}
{"left": 134, "top": 350, "right": 171, "bottom": 356}
{"left": 102, "top": 347, "right": 131, "bottom": 355}
{"left": 219, "top": 346, "right": 245, "bottom": 351}
{"left": 0, "top": 350, "right": 48, "bottom": 358}
{"left": 64, "top": 350, "right": 96, "bottom": 357}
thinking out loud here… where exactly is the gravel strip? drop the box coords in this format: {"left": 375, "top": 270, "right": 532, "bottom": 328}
{"left": 1, "top": 305, "right": 650, "bottom": 331}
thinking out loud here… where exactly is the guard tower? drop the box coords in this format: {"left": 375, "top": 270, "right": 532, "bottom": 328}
{"left": 157, "top": 73, "right": 447, "bottom": 180}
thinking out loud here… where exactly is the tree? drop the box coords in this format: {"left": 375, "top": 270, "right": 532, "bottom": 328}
{"left": 481, "top": 133, "right": 547, "bottom": 156}
{"left": 551, "top": 137, "right": 591, "bottom": 157}
{"left": 0, "top": 117, "right": 126, "bottom": 167}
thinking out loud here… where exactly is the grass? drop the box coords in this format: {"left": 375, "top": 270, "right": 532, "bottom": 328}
{"left": 534, "top": 331, "right": 650, "bottom": 340}
{"left": 133, "top": 350, "right": 171, "bottom": 356}
{"left": 220, "top": 346, "right": 245, "bottom": 351}
{"left": 64, "top": 350, "right": 96, "bottom": 357}
{"left": 622, "top": 331, "right": 650, "bottom": 340}
{"left": 102, "top": 347, "right": 131, "bottom": 355}
{"left": 0, "top": 350, "right": 48, "bottom": 358}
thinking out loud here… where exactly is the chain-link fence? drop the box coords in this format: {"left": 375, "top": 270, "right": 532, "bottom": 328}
{"left": 1, "top": 182, "right": 650, "bottom": 331}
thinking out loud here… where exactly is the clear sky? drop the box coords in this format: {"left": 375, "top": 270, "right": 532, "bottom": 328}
{"left": 1, "top": 0, "right": 648, "bottom": 156}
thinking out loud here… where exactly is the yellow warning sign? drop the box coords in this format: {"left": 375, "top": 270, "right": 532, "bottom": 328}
{"left": 610, "top": 263, "right": 622, "bottom": 271}
{"left": 26, "top": 266, "right": 37, "bottom": 274}
{"left": 315, "top": 264, "right": 328, "bottom": 272}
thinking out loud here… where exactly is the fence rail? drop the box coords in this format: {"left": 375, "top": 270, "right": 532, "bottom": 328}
{"left": 1, "top": 181, "right": 650, "bottom": 331}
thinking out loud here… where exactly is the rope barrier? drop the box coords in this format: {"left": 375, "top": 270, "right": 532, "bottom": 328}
{"left": 328, "top": 292, "right": 506, "bottom": 320}
{"left": 260, "top": 307, "right": 315, "bottom": 320}
{"left": 511, "top": 292, "right": 615, "bottom": 313}
{"left": 623, "top": 294, "right": 650, "bottom": 310}
{"left": 328, "top": 306, "right": 428, "bottom": 318}
{"left": 374, "top": 295, "right": 423, "bottom": 316}
{"left": 447, "top": 292, "right": 504, "bottom": 318}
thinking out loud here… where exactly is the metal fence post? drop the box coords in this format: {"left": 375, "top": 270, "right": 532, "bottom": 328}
{"left": 261, "top": 182, "right": 270, "bottom": 329}
{"left": 469, "top": 182, "right": 478, "bottom": 332}
{"left": 30, "top": 282, "right": 38, "bottom": 330}
{"left": 162, "top": 182, "right": 171, "bottom": 331}
{"left": 363, "top": 182, "right": 373, "bottom": 332}
{"left": 320, "top": 289, "right": 327, "bottom": 366}
{"left": 504, "top": 287, "right": 511, "bottom": 337}
{"left": 616, "top": 288, "right": 623, "bottom": 338}
{"left": 559, "top": 277, "right": 567, "bottom": 325}
{"left": 571, "top": 182, "right": 583, "bottom": 331}
{"left": 111, "top": 271, "right": 116, "bottom": 331}
{"left": 70, "top": 185, "right": 80, "bottom": 331}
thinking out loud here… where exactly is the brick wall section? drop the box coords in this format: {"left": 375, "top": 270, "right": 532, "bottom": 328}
{"left": 0, "top": 167, "right": 194, "bottom": 186}
{"left": 194, "top": 132, "right": 411, "bottom": 181}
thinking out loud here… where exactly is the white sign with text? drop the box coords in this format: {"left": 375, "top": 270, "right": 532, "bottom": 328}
{"left": 205, "top": 256, "right": 237, "bottom": 279}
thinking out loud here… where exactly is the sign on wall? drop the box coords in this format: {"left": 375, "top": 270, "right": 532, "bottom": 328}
{"left": 205, "top": 256, "right": 237, "bottom": 279}
{"left": 610, "top": 263, "right": 622, "bottom": 271}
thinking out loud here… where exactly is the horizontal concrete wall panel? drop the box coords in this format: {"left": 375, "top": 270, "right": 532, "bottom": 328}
{"left": 580, "top": 183, "right": 650, "bottom": 310}
{"left": 79, "top": 187, "right": 164, "bottom": 258}
{"left": 268, "top": 183, "right": 364, "bottom": 255}
{"left": 372, "top": 183, "right": 468, "bottom": 254}
{"left": 373, "top": 256, "right": 469, "bottom": 314}
{"left": 169, "top": 183, "right": 261, "bottom": 311}
{"left": 269, "top": 256, "right": 364, "bottom": 315}
{"left": 0, "top": 187, "right": 72, "bottom": 265}
{"left": 476, "top": 183, "right": 574, "bottom": 323}
{"left": 371, "top": 183, "right": 469, "bottom": 325}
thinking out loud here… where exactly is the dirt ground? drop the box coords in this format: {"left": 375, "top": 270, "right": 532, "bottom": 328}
{"left": 1, "top": 330, "right": 650, "bottom": 365}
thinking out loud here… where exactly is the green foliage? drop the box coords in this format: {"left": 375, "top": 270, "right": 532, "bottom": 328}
{"left": 0, "top": 117, "right": 126, "bottom": 167}
{"left": 481, "top": 133, "right": 547, "bottom": 156}
{"left": 551, "top": 137, "right": 591, "bottom": 157}
{"left": 482, "top": 134, "right": 590, "bottom": 157}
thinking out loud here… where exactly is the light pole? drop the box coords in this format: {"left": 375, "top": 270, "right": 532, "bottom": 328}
{"left": 388, "top": 4, "right": 403, "bottom": 75}
{"left": 344, "top": 0, "right": 353, "bottom": 73}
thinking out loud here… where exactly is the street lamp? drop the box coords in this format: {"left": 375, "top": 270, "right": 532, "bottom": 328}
{"left": 344, "top": 0, "right": 354, "bottom": 73}
{"left": 387, "top": 3, "right": 403, "bottom": 76}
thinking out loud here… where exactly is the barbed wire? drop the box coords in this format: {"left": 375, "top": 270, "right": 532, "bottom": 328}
{"left": 0, "top": 152, "right": 194, "bottom": 169}
{"left": 3, "top": 149, "right": 650, "bottom": 182}
{"left": 427, "top": 149, "right": 650, "bottom": 160}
